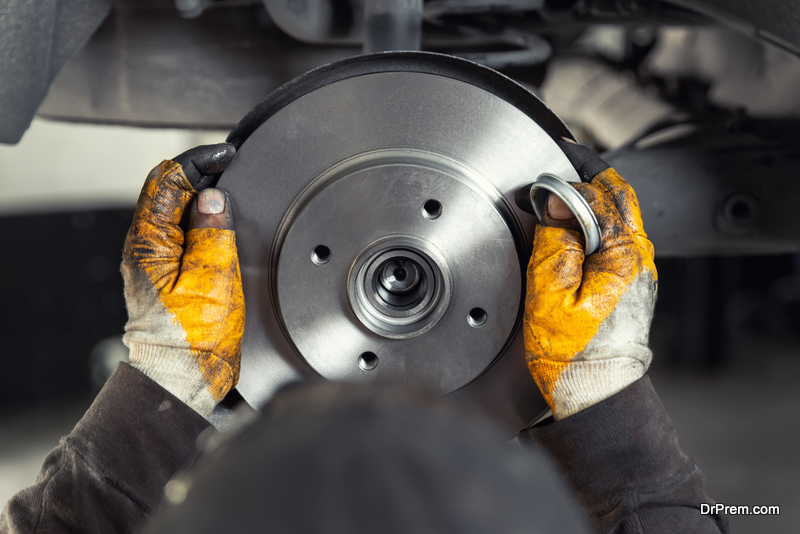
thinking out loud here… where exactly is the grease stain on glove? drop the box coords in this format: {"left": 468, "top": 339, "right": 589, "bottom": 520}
{"left": 524, "top": 168, "right": 657, "bottom": 420}
{"left": 122, "top": 159, "right": 244, "bottom": 419}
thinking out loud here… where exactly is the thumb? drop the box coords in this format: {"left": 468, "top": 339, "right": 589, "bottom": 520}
{"left": 177, "top": 187, "right": 243, "bottom": 396}
{"left": 527, "top": 225, "right": 586, "bottom": 297}
{"left": 189, "top": 188, "right": 234, "bottom": 230}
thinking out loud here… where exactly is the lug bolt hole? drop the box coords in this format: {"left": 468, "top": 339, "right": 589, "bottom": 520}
{"left": 358, "top": 351, "right": 379, "bottom": 371}
{"left": 422, "top": 199, "right": 442, "bottom": 220}
{"left": 467, "top": 307, "right": 487, "bottom": 328}
{"left": 311, "top": 245, "right": 331, "bottom": 265}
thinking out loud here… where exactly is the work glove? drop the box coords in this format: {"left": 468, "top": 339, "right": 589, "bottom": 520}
{"left": 524, "top": 140, "right": 657, "bottom": 420}
{"left": 121, "top": 143, "right": 244, "bottom": 419}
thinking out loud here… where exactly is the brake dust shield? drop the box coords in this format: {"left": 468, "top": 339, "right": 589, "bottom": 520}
{"left": 219, "top": 52, "right": 580, "bottom": 431}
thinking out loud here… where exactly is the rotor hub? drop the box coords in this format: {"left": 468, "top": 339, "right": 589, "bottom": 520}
{"left": 276, "top": 161, "right": 519, "bottom": 389}
{"left": 357, "top": 247, "right": 443, "bottom": 332}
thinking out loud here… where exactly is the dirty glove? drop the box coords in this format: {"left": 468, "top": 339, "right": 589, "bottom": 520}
{"left": 121, "top": 143, "right": 245, "bottom": 419}
{"left": 524, "top": 140, "right": 657, "bottom": 420}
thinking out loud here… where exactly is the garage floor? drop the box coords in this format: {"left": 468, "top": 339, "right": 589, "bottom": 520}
{"left": 649, "top": 336, "right": 800, "bottom": 533}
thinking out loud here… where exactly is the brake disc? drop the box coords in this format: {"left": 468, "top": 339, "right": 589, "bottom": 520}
{"left": 219, "top": 51, "right": 580, "bottom": 431}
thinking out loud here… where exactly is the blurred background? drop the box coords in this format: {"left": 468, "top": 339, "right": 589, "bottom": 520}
{"left": 2, "top": 0, "right": 800, "bottom": 532}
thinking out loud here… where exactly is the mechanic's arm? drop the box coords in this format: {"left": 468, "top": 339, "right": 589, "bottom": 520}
{"left": 518, "top": 141, "right": 728, "bottom": 534}
{"left": 0, "top": 144, "right": 243, "bottom": 533}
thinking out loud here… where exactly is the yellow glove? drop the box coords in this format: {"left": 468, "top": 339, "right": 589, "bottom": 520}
{"left": 524, "top": 141, "right": 657, "bottom": 420}
{"left": 121, "top": 144, "right": 245, "bottom": 419}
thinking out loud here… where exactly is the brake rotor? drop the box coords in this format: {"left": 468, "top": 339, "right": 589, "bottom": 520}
{"left": 219, "top": 52, "right": 580, "bottom": 431}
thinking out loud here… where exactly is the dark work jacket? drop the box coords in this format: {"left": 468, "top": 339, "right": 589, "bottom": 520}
{"left": 0, "top": 364, "right": 210, "bottom": 534}
{"left": 520, "top": 377, "right": 729, "bottom": 533}
{"left": 0, "top": 364, "right": 727, "bottom": 533}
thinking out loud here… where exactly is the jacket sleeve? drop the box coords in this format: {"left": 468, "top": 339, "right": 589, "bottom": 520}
{"left": 519, "top": 376, "right": 729, "bottom": 534}
{"left": 0, "top": 363, "right": 212, "bottom": 534}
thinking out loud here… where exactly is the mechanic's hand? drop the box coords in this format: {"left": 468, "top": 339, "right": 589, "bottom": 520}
{"left": 121, "top": 143, "right": 244, "bottom": 419}
{"left": 524, "top": 140, "right": 657, "bottom": 420}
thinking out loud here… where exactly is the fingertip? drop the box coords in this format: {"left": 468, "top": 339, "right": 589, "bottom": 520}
{"left": 546, "top": 194, "right": 575, "bottom": 220}
{"left": 174, "top": 143, "right": 238, "bottom": 188}
{"left": 198, "top": 188, "right": 226, "bottom": 215}
{"left": 543, "top": 194, "right": 581, "bottom": 231}
{"left": 189, "top": 188, "right": 234, "bottom": 230}
{"left": 205, "top": 143, "right": 237, "bottom": 174}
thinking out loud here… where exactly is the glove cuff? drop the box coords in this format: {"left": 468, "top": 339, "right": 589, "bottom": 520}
{"left": 127, "top": 342, "right": 218, "bottom": 419}
{"left": 544, "top": 352, "right": 651, "bottom": 420}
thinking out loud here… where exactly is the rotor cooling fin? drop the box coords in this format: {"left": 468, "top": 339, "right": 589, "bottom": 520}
{"left": 219, "top": 52, "right": 580, "bottom": 431}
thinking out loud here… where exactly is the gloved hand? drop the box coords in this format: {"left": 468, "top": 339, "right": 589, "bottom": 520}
{"left": 524, "top": 140, "right": 657, "bottom": 420}
{"left": 121, "top": 143, "right": 245, "bottom": 419}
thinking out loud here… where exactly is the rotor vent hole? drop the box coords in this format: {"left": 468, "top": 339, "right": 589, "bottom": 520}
{"left": 467, "top": 307, "right": 487, "bottom": 328}
{"left": 358, "top": 351, "right": 379, "bottom": 371}
{"left": 422, "top": 199, "right": 442, "bottom": 219}
{"left": 311, "top": 245, "right": 331, "bottom": 265}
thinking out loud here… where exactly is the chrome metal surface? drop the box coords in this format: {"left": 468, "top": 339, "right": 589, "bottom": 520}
{"left": 219, "top": 55, "right": 579, "bottom": 430}
{"left": 349, "top": 239, "right": 449, "bottom": 337}
{"left": 530, "top": 173, "right": 602, "bottom": 255}
{"left": 279, "top": 163, "right": 518, "bottom": 390}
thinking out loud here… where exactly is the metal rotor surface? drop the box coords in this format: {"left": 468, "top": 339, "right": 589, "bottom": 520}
{"left": 219, "top": 52, "right": 580, "bottom": 430}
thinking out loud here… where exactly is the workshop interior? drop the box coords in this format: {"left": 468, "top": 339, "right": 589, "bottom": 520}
{"left": 1, "top": 0, "right": 799, "bottom": 531}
